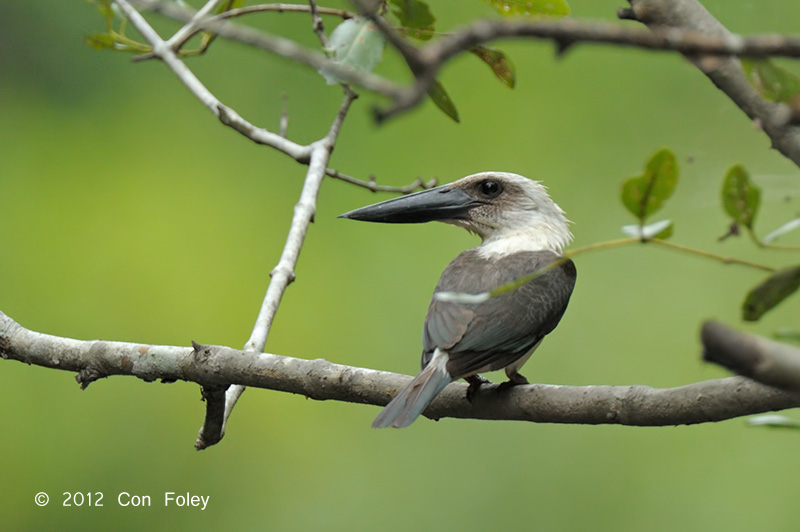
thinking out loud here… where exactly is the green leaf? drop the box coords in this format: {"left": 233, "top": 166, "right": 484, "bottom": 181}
{"left": 722, "top": 165, "right": 760, "bottom": 230}
{"left": 84, "top": 33, "right": 118, "bottom": 51}
{"left": 470, "top": 46, "right": 516, "bottom": 88}
{"left": 620, "top": 148, "right": 679, "bottom": 223}
{"left": 742, "top": 264, "right": 800, "bottom": 321}
{"left": 389, "top": 0, "right": 436, "bottom": 41}
{"left": 428, "top": 79, "right": 460, "bottom": 122}
{"left": 320, "top": 17, "right": 386, "bottom": 85}
{"left": 742, "top": 59, "right": 800, "bottom": 104}
{"left": 215, "top": 0, "right": 246, "bottom": 14}
{"left": 483, "top": 0, "right": 570, "bottom": 17}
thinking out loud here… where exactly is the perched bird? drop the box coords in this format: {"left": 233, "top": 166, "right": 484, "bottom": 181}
{"left": 340, "top": 172, "right": 577, "bottom": 428}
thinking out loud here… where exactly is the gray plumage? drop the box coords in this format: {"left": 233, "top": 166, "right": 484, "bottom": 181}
{"left": 340, "top": 171, "right": 577, "bottom": 429}
{"left": 423, "top": 249, "right": 576, "bottom": 379}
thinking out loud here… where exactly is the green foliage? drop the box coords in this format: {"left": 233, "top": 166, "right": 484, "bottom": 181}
{"left": 85, "top": 32, "right": 119, "bottom": 51}
{"left": 386, "top": 0, "right": 518, "bottom": 120}
{"left": 428, "top": 79, "right": 460, "bottom": 122}
{"left": 483, "top": 0, "right": 571, "bottom": 17}
{"left": 86, "top": 0, "right": 151, "bottom": 54}
{"left": 722, "top": 164, "right": 760, "bottom": 230}
{"left": 743, "top": 264, "right": 800, "bottom": 321}
{"left": 389, "top": 0, "right": 436, "bottom": 40}
{"left": 742, "top": 59, "right": 800, "bottom": 104}
{"left": 621, "top": 148, "right": 679, "bottom": 225}
{"left": 470, "top": 46, "right": 516, "bottom": 88}
{"left": 321, "top": 17, "right": 386, "bottom": 85}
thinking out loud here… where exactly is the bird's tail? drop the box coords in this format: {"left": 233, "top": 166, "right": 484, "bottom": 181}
{"left": 372, "top": 350, "right": 452, "bottom": 429}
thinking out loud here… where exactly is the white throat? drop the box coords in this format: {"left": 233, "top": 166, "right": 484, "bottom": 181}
{"left": 477, "top": 225, "right": 572, "bottom": 259}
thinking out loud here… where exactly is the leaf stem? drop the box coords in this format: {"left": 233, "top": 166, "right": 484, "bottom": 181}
{"left": 649, "top": 238, "right": 776, "bottom": 272}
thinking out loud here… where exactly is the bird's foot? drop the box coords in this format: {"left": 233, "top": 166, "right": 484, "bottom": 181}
{"left": 465, "top": 375, "right": 491, "bottom": 403}
{"left": 498, "top": 371, "right": 529, "bottom": 391}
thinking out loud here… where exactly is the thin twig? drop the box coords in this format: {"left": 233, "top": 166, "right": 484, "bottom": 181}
{"left": 325, "top": 169, "right": 437, "bottom": 193}
{"left": 214, "top": 3, "right": 354, "bottom": 23}
{"left": 308, "top": 0, "right": 329, "bottom": 48}
{"left": 649, "top": 238, "right": 776, "bottom": 272}
{"left": 115, "top": 0, "right": 311, "bottom": 161}
{"left": 217, "top": 87, "right": 359, "bottom": 446}
{"left": 128, "top": 0, "right": 404, "bottom": 98}
{"left": 166, "top": 0, "right": 224, "bottom": 51}
{"left": 438, "top": 236, "right": 775, "bottom": 304}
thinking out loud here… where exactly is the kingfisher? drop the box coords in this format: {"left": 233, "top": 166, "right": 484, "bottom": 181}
{"left": 340, "top": 172, "right": 577, "bottom": 428}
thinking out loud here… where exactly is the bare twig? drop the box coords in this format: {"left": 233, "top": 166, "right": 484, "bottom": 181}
{"left": 128, "top": 0, "right": 404, "bottom": 98}
{"left": 308, "top": 0, "right": 328, "bottom": 47}
{"left": 115, "top": 0, "right": 311, "bottom": 161}
{"left": 2, "top": 310, "right": 799, "bottom": 428}
{"left": 213, "top": 3, "right": 354, "bottom": 23}
{"left": 166, "top": 0, "right": 224, "bottom": 51}
{"left": 212, "top": 87, "right": 359, "bottom": 447}
{"left": 326, "top": 169, "right": 437, "bottom": 193}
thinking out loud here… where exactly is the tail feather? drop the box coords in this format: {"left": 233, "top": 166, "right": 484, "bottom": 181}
{"left": 372, "top": 350, "right": 452, "bottom": 429}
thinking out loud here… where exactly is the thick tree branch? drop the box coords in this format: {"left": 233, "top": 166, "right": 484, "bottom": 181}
{"left": 702, "top": 320, "right": 800, "bottom": 391}
{"left": 2, "top": 310, "right": 799, "bottom": 428}
{"left": 625, "top": 0, "right": 800, "bottom": 169}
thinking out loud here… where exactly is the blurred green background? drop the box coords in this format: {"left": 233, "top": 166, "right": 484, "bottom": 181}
{"left": 2, "top": 1, "right": 800, "bottom": 530}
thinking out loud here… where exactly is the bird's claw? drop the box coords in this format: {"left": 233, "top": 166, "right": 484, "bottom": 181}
{"left": 465, "top": 375, "right": 491, "bottom": 403}
{"left": 498, "top": 371, "right": 529, "bottom": 391}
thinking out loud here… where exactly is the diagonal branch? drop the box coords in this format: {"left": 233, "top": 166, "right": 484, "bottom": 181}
{"left": 115, "top": 0, "right": 311, "bottom": 161}
{"left": 2, "top": 310, "right": 799, "bottom": 428}
{"left": 128, "top": 0, "right": 404, "bottom": 98}
{"left": 624, "top": 0, "right": 800, "bottom": 169}
{"left": 702, "top": 320, "right": 800, "bottom": 391}
{"left": 200, "top": 88, "right": 358, "bottom": 449}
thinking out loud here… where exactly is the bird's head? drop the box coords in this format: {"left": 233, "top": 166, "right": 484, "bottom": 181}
{"left": 339, "top": 172, "right": 572, "bottom": 255}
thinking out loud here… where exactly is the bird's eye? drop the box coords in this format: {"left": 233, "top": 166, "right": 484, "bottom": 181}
{"left": 478, "top": 179, "right": 502, "bottom": 198}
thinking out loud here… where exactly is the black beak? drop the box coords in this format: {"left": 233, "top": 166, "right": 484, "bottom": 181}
{"left": 338, "top": 185, "right": 476, "bottom": 224}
